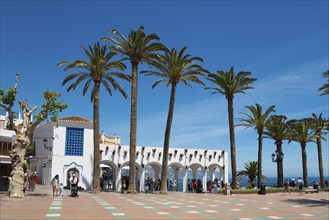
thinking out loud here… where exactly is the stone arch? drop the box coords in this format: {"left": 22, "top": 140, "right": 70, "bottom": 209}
{"left": 100, "top": 160, "right": 118, "bottom": 190}
{"left": 66, "top": 167, "right": 80, "bottom": 189}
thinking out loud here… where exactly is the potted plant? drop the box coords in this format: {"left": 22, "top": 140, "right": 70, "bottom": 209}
{"left": 142, "top": 146, "right": 145, "bottom": 151}
{"left": 106, "top": 146, "right": 109, "bottom": 150}
{"left": 189, "top": 153, "right": 193, "bottom": 158}
{"left": 214, "top": 151, "right": 217, "bottom": 156}
{"left": 147, "top": 152, "right": 151, "bottom": 157}
{"left": 174, "top": 149, "right": 178, "bottom": 154}
{"left": 123, "top": 150, "right": 128, "bottom": 155}
{"left": 169, "top": 152, "right": 173, "bottom": 157}
{"left": 136, "top": 151, "right": 139, "bottom": 156}
{"left": 100, "top": 149, "right": 103, "bottom": 154}
{"left": 194, "top": 150, "right": 198, "bottom": 155}
{"left": 112, "top": 150, "right": 116, "bottom": 155}
{"left": 152, "top": 148, "right": 156, "bottom": 153}
{"left": 209, "top": 155, "right": 212, "bottom": 159}
{"left": 179, "top": 153, "right": 184, "bottom": 158}
{"left": 184, "top": 149, "right": 188, "bottom": 153}
{"left": 204, "top": 149, "right": 208, "bottom": 155}
{"left": 199, "top": 154, "right": 202, "bottom": 159}
{"left": 118, "top": 145, "right": 122, "bottom": 150}
{"left": 159, "top": 152, "right": 162, "bottom": 156}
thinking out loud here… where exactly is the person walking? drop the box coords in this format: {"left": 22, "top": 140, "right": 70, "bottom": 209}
{"left": 51, "top": 175, "right": 60, "bottom": 196}
{"left": 297, "top": 177, "right": 304, "bottom": 195}
{"left": 284, "top": 179, "right": 290, "bottom": 195}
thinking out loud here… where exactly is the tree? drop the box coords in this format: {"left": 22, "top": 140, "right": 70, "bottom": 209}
{"left": 238, "top": 103, "right": 275, "bottom": 188}
{"left": 0, "top": 73, "right": 68, "bottom": 198}
{"left": 319, "top": 70, "right": 329, "bottom": 96}
{"left": 102, "top": 26, "right": 164, "bottom": 193}
{"left": 57, "top": 42, "right": 130, "bottom": 194}
{"left": 205, "top": 66, "right": 256, "bottom": 189}
{"left": 264, "top": 115, "right": 290, "bottom": 187}
{"left": 237, "top": 161, "right": 268, "bottom": 187}
{"left": 288, "top": 119, "right": 318, "bottom": 187}
{"left": 307, "top": 114, "right": 328, "bottom": 189}
{"left": 141, "top": 46, "right": 208, "bottom": 194}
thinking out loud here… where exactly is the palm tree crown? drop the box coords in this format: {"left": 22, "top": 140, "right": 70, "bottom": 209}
{"left": 237, "top": 161, "right": 268, "bottom": 187}
{"left": 319, "top": 70, "right": 329, "bottom": 96}
{"left": 142, "top": 47, "right": 208, "bottom": 87}
{"left": 58, "top": 42, "right": 130, "bottom": 100}
{"left": 205, "top": 66, "right": 256, "bottom": 99}
{"left": 102, "top": 26, "right": 164, "bottom": 65}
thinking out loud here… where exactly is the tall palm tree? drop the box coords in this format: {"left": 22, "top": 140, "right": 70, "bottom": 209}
{"left": 238, "top": 103, "right": 275, "bottom": 188}
{"left": 307, "top": 113, "right": 328, "bottom": 189}
{"left": 205, "top": 67, "right": 256, "bottom": 189}
{"left": 319, "top": 70, "right": 329, "bottom": 96}
{"left": 57, "top": 42, "right": 130, "bottom": 194}
{"left": 141, "top": 46, "right": 208, "bottom": 194}
{"left": 237, "top": 161, "right": 269, "bottom": 187}
{"left": 288, "top": 119, "right": 318, "bottom": 187}
{"left": 102, "top": 26, "right": 164, "bottom": 193}
{"left": 264, "top": 115, "right": 290, "bottom": 187}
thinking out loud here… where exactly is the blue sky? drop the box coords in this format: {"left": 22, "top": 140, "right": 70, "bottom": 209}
{"left": 1, "top": 0, "right": 328, "bottom": 178}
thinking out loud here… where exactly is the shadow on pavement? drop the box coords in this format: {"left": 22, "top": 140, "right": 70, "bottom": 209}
{"left": 285, "top": 198, "right": 329, "bottom": 207}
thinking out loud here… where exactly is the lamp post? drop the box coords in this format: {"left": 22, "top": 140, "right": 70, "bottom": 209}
{"left": 43, "top": 138, "right": 52, "bottom": 151}
{"left": 271, "top": 150, "right": 284, "bottom": 187}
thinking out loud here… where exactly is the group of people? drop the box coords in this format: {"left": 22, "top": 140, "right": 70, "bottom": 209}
{"left": 24, "top": 170, "right": 38, "bottom": 192}
{"left": 51, "top": 173, "right": 79, "bottom": 197}
{"left": 145, "top": 177, "right": 162, "bottom": 192}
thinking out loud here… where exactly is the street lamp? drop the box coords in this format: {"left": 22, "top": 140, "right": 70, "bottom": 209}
{"left": 271, "top": 150, "right": 284, "bottom": 162}
{"left": 43, "top": 138, "right": 52, "bottom": 151}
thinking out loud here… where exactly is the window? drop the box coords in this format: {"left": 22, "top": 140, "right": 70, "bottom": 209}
{"left": 0, "top": 141, "right": 12, "bottom": 156}
{"left": 65, "top": 127, "right": 84, "bottom": 156}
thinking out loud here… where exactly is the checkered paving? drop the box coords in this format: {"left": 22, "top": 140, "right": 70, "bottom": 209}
{"left": 1, "top": 186, "right": 328, "bottom": 219}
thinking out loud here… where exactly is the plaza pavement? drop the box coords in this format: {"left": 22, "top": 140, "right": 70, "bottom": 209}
{"left": 0, "top": 184, "right": 328, "bottom": 219}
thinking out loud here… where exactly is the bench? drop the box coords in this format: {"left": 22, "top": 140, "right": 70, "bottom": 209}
{"left": 302, "top": 189, "right": 317, "bottom": 194}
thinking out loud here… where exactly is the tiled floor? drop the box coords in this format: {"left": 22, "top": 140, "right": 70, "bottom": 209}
{"left": 1, "top": 185, "right": 328, "bottom": 219}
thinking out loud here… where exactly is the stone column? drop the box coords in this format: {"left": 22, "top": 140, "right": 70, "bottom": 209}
{"left": 115, "top": 167, "right": 122, "bottom": 192}
{"left": 139, "top": 167, "right": 145, "bottom": 192}
{"left": 202, "top": 168, "right": 207, "bottom": 192}
{"left": 183, "top": 167, "right": 188, "bottom": 192}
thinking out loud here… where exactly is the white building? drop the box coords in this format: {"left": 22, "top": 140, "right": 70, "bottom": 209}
{"left": 2, "top": 112, "right": 228, "bottom": 192}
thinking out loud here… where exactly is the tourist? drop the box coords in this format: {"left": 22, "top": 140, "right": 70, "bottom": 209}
{"left": 313, "top": 180, "right": 319, "bottom": 193}
{"left": 28, "top": 172, "right": 35, "bottom": 191}
{"left": 33, "top": 172, "right": 38, "bottom": 189}
{"left": 284, "top": 179, "right": 290, "bottom": 195}
{"left": 297, "top": 177, "right": 304, "bottom": 195}
{"left": 121, "top": 179, "right": 126, "bottom": 193}
{"left": 51, "top": 174, "right": 60, "bottom": 196}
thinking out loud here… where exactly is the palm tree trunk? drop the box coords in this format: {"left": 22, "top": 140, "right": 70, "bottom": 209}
{"left": 316, "top": 138, "right": 325, "bottom": 189}
{"left": 301, "top": 143, "right": 308, "bottom": 187}
{"left": 160, "top": 84, "right": 176, "bottom": 194}
{"left": 257, "top": 133, "right": 263, "bottom": 188}
{"left": 227, "top": 98, "right": 237, "bottom": 189}
{"left": 128, "top": 62, "right": 138, "bottom": 194}
{"left": 93, "top": 84, "right": 100, "bottom": 194}
{"left": 276, "top": 141, "right": 284, "bottom": 187}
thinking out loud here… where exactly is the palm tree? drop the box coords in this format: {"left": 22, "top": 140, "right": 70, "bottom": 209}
{"left": 307, "top": 114, "right": 328, "bottom": 189}
{"left": 141, "top": 46, "right": 208, "bottom": 194}
{"left": 205, "top": 67, "right": 256, "bottom": 189}
{"left": 319, "top": 70, "right": 329, "bottom": 96}
{"left": 238, "top": 103, "right": 275, "bottom": 188}
{"left": 57, "top": 42, "right": 130, "bottom": 193}
{"left": 288, "top": 119, "right": 318, "bottom": 187}
{"left": 264, "top": 115, "right": 290, "bottom": 187}
{"left": 237, "top": 161, "right": 269, "bottom": 187}
{"left": 102, "top": 26, "right": 164, "bottom": 193}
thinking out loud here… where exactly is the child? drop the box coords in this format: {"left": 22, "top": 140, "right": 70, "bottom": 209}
{"left": 58, "top": 183, "right": 63, "bottom": 196}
